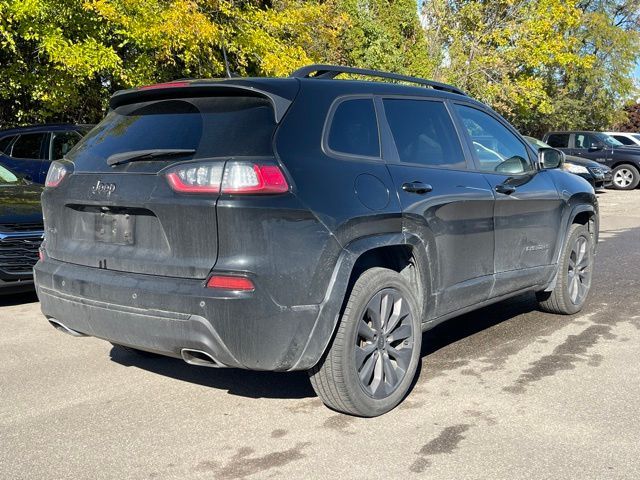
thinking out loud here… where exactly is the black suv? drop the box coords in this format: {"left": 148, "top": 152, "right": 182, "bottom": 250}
{"left": 35, "top": 66, "right": 598, "bottom": 416}
{"left": 543, "top": 131, "right": 640, "bottom": 190}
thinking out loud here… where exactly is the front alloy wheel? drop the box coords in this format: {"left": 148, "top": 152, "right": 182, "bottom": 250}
{"left": 537, "top": 223, "right": 593, "bottom": 315}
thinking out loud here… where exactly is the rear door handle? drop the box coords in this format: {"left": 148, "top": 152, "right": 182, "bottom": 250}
{"left": 402, "top": 182, "right": 433, "bottom": 194}
{"left": 495, "top": 184, "right": 516, "bottom": 195}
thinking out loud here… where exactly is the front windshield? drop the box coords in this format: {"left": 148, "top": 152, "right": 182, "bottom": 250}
{"left": 595, "top": 133, "right": 623, "bottom": 147}
{"left": 0, "top": 164, "right": 19, "bottom": 185}
{"left": 633, "top": 134, "right": 640, "bottom": 142}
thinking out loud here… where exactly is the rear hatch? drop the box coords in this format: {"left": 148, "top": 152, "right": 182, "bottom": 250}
{"left": 42, "top": 83, "right": 295, "bottom": 279}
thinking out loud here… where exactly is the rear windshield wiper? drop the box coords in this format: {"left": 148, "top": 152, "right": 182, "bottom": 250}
{"left": 107, "top": 149, "right": 196, "bottom": 167}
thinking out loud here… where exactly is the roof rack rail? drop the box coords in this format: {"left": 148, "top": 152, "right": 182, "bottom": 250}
{"left": 290, "top": 64, "right": 466, "bottom": 96}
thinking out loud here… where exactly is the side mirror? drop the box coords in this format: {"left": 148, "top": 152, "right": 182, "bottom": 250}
{"left": 589, "top": 142, "right": 605, "bottom": 151}
{"left": 538, "top": 147, "right": 564, "bottom": 170}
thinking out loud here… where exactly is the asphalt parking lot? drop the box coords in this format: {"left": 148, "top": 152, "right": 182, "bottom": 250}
{"left": 1, "top": 189, "right": 639, "bottom": 480}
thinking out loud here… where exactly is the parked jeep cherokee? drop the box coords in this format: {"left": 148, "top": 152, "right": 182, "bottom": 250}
{"left": 543, "top": 131, "right": 640, "bottom": 190}
{"left": 35, "top": 65, "right": 599, "bottom": 416}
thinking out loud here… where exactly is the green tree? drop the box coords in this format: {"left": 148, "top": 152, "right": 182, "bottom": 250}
{"left": 0, "top": 0, "right": 344, "bottom": 126}
{"left": 420, "top": 0, "right": 640, "bottom": 136}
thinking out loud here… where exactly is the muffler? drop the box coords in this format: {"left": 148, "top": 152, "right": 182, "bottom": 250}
{"left": 48, "top": 318, "right": 87, "bottom": 337}
{"left": 180, "top": 348, "right": 226, "bottom": 368}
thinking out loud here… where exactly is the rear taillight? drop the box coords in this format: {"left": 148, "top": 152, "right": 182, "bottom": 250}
{"left": 165, "top": 161, "right": 289, "bottom": 195}
{"left": 206, "top": 275, "right": 255, "bottom": 291}
{"left": 45, "top": 161, "right": 70, "bottom": 188}
{"left": 166, "top": 163, "right": 224, "bottom": 193}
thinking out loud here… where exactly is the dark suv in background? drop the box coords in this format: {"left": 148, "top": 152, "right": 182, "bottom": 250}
{"left": 0, "top": 124, "right": 92, "bottom": 183}
{"left": 35, "top": 66, "right": 598, "bottom": 416}
{"left": 543, "top": 131, "right": 640, "bottom": 190}
{"left": 0, "top": 163, "right": 43, "bottom": 293}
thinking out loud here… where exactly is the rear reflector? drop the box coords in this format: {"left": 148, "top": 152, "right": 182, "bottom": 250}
{"left": 165, "top": 161, "right": 289, "bottom": 195}
{"left": 206, "top": 275, "right": 255, "bottom": 291}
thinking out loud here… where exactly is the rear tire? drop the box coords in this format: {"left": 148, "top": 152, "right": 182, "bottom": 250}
{"left": 309, "top": 268, "right": 421, "bottom": 417}
{"left": 537, "top": 223, "right": 593, "bottom": 315}
{"left": 611, "top": 164, "right": 640, "bottom": 190}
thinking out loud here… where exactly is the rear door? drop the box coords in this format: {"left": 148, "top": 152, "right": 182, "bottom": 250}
{"left": 380, "top": 97, "right": 496, "bottom": 317}
{"left": 42, "top": 94, "right": 278, "bottom": 278}
{"left": 545, "top": 133, "right": 571, "bottom": 154}
{"left": 452, "top": 103, "right": 562, "bottom": 295}
{"left": 4, "top": 132, "right": 47, "bottom": 182}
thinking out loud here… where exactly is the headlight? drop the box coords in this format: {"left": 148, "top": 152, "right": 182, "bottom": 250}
{"left": 563, "top": 163, "right": 589, "bottom": 174}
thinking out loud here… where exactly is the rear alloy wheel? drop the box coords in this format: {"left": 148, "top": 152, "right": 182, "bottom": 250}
{"left": 309, "top": 267, "right": 421, "bottom": 417}
{"left": 537, "top": 223, "right": 593, "bottom": 315}
{"left": 611, "top": 164, "right": 640, "bottom": 190}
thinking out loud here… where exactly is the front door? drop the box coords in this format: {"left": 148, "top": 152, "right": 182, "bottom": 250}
{"left": 452, "top": 103, "right": 563, "bottom": 296}
{"left": 379, "top": 97, "right": 496, "bottom": 317}
{"left": 572, "top": 133, "right": 611, "bottom": 164}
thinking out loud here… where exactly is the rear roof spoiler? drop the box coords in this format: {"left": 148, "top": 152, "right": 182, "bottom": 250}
{"left": 109, "top": 82, "right": 294, "bottom": 123}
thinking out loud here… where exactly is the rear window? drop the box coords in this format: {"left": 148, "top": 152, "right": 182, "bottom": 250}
{"left": 70, "top": 96, "right": 276, "bottom": 171}
{"left": 327, "top": 98, "right": 380, "bottom": 158}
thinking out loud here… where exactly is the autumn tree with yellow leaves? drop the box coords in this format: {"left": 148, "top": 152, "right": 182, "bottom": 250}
{"left": 0, "top": 0, "right": 638, "bottom": 134}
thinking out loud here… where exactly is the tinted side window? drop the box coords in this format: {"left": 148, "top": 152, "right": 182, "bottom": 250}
{"left": 575, "top": 133, "right": 597, "bottom": 149}
{"left": 455, "top": 105, "right": 531, "bottom": 174}
{"left": 546, "top": 134, "right": 570, "bottom": 148}
{"left": 0, "top": 135, "right": 15, "bottom": 154}
{"left": 51, "top": 131, "right": 82, "bottom": 160}
{"left": 11, "top": 133, "right": 46, "bottom": 159}
{"left": 613, "top": 135, "right": 635, "bottom": 146}
{"left": 327, "top": 99, "right": 379, "bottom": 158}
{"left": 383, "top": 99, "right": 466, "bottom": 168}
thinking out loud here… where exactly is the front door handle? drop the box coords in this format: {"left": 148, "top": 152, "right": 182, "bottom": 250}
{"left": 402, "top": 182, "right": 433, "bottom": 194}
{"left": 495, "top": 184, "right": 516, "bottom": 195}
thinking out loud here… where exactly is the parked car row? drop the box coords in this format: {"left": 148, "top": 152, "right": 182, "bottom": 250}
{"left": 524, "top": 136, "right": 612, "bottom": 189}
{"left": 543, "top": 130, "right": 640, "bottom": 190}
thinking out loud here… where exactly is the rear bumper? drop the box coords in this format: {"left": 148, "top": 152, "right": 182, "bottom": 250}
{"left": 34, "top": 258, "right": 321, "bottom": 371}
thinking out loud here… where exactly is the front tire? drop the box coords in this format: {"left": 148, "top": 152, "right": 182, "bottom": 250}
{"left": 309, "top": 268, "right": 421, "bottom": 417}
{"left": 611, "top": 164, "right": 640, "bottom": 190}
{"left": 537, "top": 223, "right": 593, "bottom": 315}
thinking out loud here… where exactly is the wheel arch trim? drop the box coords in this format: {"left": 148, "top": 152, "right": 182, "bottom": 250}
{"left": 288, "top": 233, "right": 432, "bottom": 371}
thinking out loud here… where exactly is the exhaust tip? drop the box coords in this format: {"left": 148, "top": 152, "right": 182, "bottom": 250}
{"left": 48, "top": 318, "right": 87, "bottom": 337}
{"left": 181, "top": 348, "right": 226, "bottom": 368}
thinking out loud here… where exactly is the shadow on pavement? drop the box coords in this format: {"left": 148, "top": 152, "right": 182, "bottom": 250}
{"left": 109, "top": 345, "right": 316, "bottom": 400}
{"left": 109, "top": 293, "right": 539, "bottom": 402}
{"left": 421, "top": 292, "right": 538, "bottom": 357}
